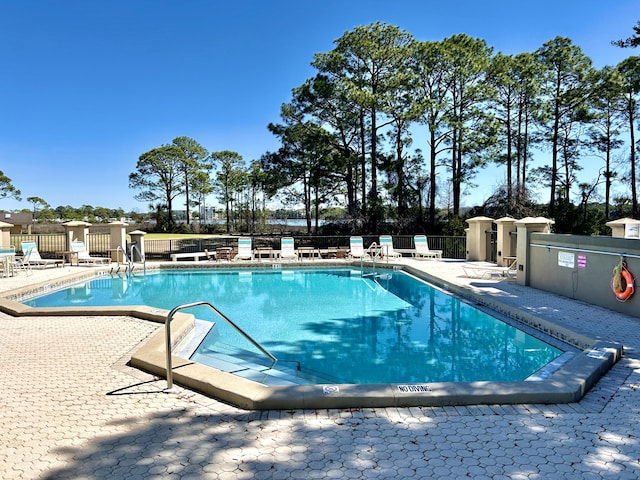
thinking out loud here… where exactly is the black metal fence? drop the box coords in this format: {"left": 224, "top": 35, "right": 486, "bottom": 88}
{"left": 9, "top": 234, "right": 467, "bottom": 261}
{"left": 10, "top": 234, "right": 111, "bottom": 259}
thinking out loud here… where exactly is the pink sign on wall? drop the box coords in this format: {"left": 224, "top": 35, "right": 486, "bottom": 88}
{"left": 577, "top": 254, "right": 587, "bottom": 268}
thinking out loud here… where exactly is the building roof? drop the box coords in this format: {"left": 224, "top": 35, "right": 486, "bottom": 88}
{"left": 1, "top": 212, "right": 33, "bottom": 224}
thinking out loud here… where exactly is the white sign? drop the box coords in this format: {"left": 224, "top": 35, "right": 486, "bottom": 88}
{"left": 397, "top": 385, "right": 432, "bottom": 393}
{"left": 587, "top": 349, "right": 607, "bottom": 359}
{"left": 558, "top": 251, "right": 575, "bottom": 268}
{"left": 625, "top": 223, "right": 640, "bottom": 239}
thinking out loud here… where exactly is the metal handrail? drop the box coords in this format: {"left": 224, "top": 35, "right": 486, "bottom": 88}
{"left": 110, "top": 246, "right": 130, "bottom": 275}
{"left": 112, "top": 244, "right": 146, "bottom": 275}
{"left": 115, "top": 245, "right": 129, "bottom": 264}
{"left": 129, "top": 244, "right": 146, "bottom": 274}
{"left": 164, "top": 301, "right": 277, "bottom": 391}
{"left": 364, "top": 242, "right": 378, "bottom": 274}
{"left": 530, "top": 242, "right": 640, "bottom": 260}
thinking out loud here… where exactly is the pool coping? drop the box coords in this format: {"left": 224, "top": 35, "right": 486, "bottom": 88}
{"left": 0, "top": 262, "right": 623, "bottom": 410}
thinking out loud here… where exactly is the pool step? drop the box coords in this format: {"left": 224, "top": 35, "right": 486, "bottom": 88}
{"left": 526, "top": 351, "right": 576, "bottom": 381}
{"left": 191, "top": 350, "right": 313, "bottom": 386}
{"left": 175, "top": 320, "right": 318, "bottom": 386}
{"left": 174, "top": 320, "right": 215, "bottom": 358}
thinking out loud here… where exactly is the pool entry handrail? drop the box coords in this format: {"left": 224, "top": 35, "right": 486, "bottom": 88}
{"left": 164, "top": 301, "right": 278, "bottom": 391}
{"left": 129, "top": 243, "right": 146, "bottom": 274}
{"left": 113, "top": 243, "right": 146, "bottom": 275}
{"left": 360, "top": 241, "right": 378, "bottom": 276}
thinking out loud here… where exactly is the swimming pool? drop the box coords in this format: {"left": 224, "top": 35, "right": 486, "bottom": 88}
{"left": 25, "top": 267, "right": 563, "bottom": 385}
{"left": 8, "top": 263, "right": 621, "bottom": 409}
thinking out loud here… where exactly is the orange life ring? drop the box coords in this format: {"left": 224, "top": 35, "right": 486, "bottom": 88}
{"left": 611, "top": 268, "right": 634, "bottom": 302}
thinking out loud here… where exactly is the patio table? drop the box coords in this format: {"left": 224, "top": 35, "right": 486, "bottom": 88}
{"left": 0, "top": 252, "right": 15, "bottom": 277}
{"left": 255, "top": 246, "right": 276, "bottom": 262}
{"left": 297, "top": 246, "right": 319, "bottom": 260}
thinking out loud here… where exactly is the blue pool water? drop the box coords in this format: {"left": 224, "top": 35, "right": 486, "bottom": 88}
{"left": 24, "top": 268, "right": 563, "bottom": 384}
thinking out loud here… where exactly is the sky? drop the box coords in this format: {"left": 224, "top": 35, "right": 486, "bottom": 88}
{"left": 0, "top": 0, "right": 638, "bottom": 214}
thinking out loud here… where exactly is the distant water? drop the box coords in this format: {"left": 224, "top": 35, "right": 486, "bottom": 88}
{"left": 202, "top": 219, "right": 327, "bottom": 227}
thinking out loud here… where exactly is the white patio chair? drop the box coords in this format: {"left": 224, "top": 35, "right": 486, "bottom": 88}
{"left": 20, "top": 241, "right": 63, "bottom": 268}
{"left": 70, "top": 241, "right": 111, "bottom": 265}
{"left": 279, "top": 237, "right": 298, "bottom": 261}
{"left": 348, "top": 236, "right": 371, "bottom": 260}
{"left": 379, "top": 235, "right": 402, "bottom": 260}
{"left": 234, "top": 238, "right": 254, "bottom": 261}
{"left": 412, "top": 235, "right": 442, "bottom": 260}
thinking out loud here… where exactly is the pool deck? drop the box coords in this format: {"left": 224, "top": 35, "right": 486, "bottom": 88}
{"left": 2, "top": 259, "right": 640, "bottom": 479}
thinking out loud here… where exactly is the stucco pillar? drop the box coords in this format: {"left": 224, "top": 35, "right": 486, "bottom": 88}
{"left": 0, "top": 221, "right": 13, "bottom": 248}
{"left": 128, "top": 230, "right": 146, "bottom": 262}
{"left": 495, "top": 217, "right": 517, "bottom": 266}
{"left": 465, "top": 216, "right": 494, "bottom": 261}
{"left": 514, "top": 217, "right": 555, "bottom": 286}
{"left": 606, "top": 217, "right": 640, "bottom": 239}
{"left": 62, "top": 221, "right": 91, "bottom": 251}
{"left": 109, "top": 221, "right": 128, "bottom": 262}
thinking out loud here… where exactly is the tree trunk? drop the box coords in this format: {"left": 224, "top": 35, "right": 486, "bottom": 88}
{"left": 505, "top": 93, "right": 513, "bottom": 204}
{"left": 225, "top": 185, "right": 230, "bottom": 233}
{"left": 184, "top": 171, "right": 190, "bottom": 227}
{"left": 395, "top": 127, "right": 405, "bottom": 218}
{"left": 303, "top": 175, "right": 312, "bottom": 234}
{"left": 370, "top": 105, "right": 379, "bottom": 232}
{"left": 360, "top": 112, "right": 367, "bottom": 219}
{"left": 522, "top": 107, "right": 530, "bottom": 196}
{"left": 429, "top": 129, "right": 437, "bottom": 229}
{"left": 630, "top": 107, "right": 638, "bottom": 218}
{"left": 516, "top": 99, "right": 523, "bottom": 199}
{"left": 549, "top": 73, "right": 561, "bottom": 218}
{"left": 452, "top": 126, "right": 462, "bottom": 216}
{"left": 346, "top": 160, "right": 356, "bottom": 217}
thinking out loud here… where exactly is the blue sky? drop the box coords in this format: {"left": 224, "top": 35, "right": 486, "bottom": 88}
{"left": 0, "top": 0, "right": 637, "bottom": 213}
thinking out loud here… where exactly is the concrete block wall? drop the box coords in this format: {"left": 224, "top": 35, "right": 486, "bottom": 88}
{"left": 526, "top": 233, "right": 639, "bottom": 318}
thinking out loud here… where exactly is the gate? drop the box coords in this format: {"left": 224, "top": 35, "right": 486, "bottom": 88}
{"left": 485, "top": 229, "right": 497, "bottom": 263}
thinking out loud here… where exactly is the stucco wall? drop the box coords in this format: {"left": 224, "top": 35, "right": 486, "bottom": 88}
{"left": 527, "top": 233, "right": 640, "bottom": 318}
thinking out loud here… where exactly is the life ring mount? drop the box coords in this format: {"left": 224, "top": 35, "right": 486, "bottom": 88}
{"left": 611, "top": 262, "right": 635, "bottom": 302}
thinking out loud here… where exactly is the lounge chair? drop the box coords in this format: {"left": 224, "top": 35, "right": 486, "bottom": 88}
{"left": 12, "top": 246, "right": 33, "bottom": 276}
{"left": 378, "top": 235, "right": 402, "bottom": 260}
{"left": 348, "top": 236, "right": 371, "bottom": 260}
{"left": 234, "top": 238, "right": 253, "bottom": 261}
{"left": 412, "top": 235, "right": 442, "bottom": 260}
{"left": 20, "top": 241, "right": 63, "bottom": 268}
{"left": 279, "top": 237, "right": 298, "bottom": 261}
{"left": 462, "top": 258, "right": 517, "bottom": 279}
{"left": 70, "top": 241, "right": 111, "bottom": 265}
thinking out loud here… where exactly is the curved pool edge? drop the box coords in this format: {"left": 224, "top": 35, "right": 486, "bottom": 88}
{"left": 0, "top": 262, "right": 625, "bottom": 411}
{"left": 129, "top": 314, "right": 622, "bottom": 410}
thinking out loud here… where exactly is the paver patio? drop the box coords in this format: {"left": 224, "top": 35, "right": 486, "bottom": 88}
{"left": 1, "top": 260, "right": 639, "bottom": 479}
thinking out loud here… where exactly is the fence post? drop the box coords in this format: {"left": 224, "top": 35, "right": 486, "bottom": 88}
{"left": 109, "top": 221, "right": 128, "bottom": 262}
{"left": 515, "top": 217, "right": 555, "bottom": 286}
{"left": 129, "top": 230, "right": 146, "bottom": 261}
{"left": 63, "top": 221, "right": 91, "bottom": 251}
{"left": 606, "top": 217, "right": 640, "bottom": 239}
{"left": 495, "top": 217, "right": 517, "bottom": 266}
{"left": 0, "top": 221, "right": 12, "bottom": 247}
{"left": 465, "top": 216, "right": 494, "bottom": 261}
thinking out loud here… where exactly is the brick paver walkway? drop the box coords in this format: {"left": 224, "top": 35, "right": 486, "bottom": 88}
{"left": 2, "top": 261, "right": 639, "bottom": 479}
